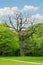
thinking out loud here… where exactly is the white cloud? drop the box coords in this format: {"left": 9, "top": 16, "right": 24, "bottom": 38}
{"left": 22, "top": 5, "right": 38, "bottom": 11}
{"left": 0, "top": 5, "right": 39, "bottom": 17}
{"left": 0, "top": 6, "right": 42, "bottom": 24}
{"left": 12, "top": 7, "right": 19, "bottom": 12}
{"left": 32, "top": 14, "right": 43, "bottom": 20}
{"left": 0, "top": 7, "right": 19, "bottom": 17}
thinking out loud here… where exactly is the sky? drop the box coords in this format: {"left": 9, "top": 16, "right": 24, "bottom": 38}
{"left": 0, "top": 0, "right": 43, "bottom": 14}
{"left": 0, "top": 0, "right": 43, "bottom": 22}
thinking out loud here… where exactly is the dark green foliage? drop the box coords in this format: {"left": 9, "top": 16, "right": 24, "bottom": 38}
{"left": 23, "top": 23, "right": 43, "bottom": 56}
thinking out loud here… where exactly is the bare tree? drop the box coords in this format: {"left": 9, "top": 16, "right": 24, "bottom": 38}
{"left": 3, "top": 12, "right": 36, "bottom": 56}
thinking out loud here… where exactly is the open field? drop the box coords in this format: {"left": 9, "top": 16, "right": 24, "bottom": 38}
{"left": 0, "top": 57, "right": 43, "bottom": 65}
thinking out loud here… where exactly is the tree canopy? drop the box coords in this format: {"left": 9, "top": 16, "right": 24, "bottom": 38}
{"left": 0, "top": 23, "right": 43, "bottom": 56}
{"left": 0, "top": 24, "right": 19, "bottom": 56}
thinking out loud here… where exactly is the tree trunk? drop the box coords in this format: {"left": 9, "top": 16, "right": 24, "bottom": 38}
{"left": 18, "top": 32, "right": 24, "bottom": 56}
{"left": 19, "top": 40, "right": 24, "bottom": 56}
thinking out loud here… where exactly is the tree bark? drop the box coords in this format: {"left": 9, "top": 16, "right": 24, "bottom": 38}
{"left": 18, "top": 32, "right": 24, "bottom": 56}
{"left": 19, "top": 40, "right": 24, "bottom": 56}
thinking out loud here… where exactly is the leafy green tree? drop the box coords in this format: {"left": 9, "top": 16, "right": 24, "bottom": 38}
{"left": 3, "top": 12, "right": 36, "bottom": 56}
{"left": 0, "top": 24, "right": 19, "bottom": 56}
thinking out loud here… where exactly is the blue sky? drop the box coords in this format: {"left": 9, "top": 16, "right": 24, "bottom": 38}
{"left": 0, "top": 0, "right": 43, "bottom": 22}
{"left": 0, "top": 0, "right": 43, "bottom": 15}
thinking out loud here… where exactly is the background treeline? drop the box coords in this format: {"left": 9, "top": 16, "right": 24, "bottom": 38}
{"left": 0, "top": 23, "right": 43, "bottom": 56}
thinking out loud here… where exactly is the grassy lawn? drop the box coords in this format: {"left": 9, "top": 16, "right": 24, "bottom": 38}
{"left": 0, "top": 57, "right": 43, "bottom": 65}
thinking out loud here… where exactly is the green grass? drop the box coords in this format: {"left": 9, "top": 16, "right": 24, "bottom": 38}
{"left": 0, "top": 57, "right": 43, "bottom": 65}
